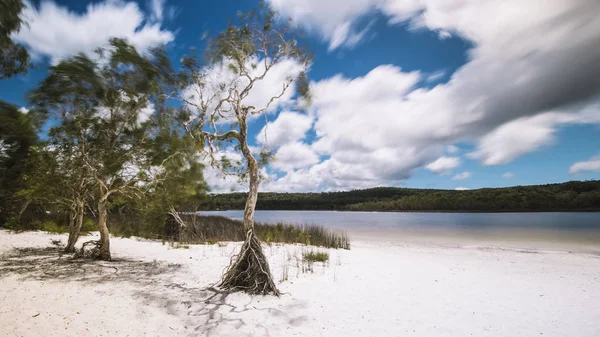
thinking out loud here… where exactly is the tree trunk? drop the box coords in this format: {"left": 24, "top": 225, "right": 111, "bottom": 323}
{"left": 65, "top": 199, "right": 84, "bottom": 253}
{"left": 218, "top": 116, "right": 279, "bottom": 295}
{"left": 97, "top": 195, "right": 111, "bottom": 261}
{"left": 243, "top": 158, "right": 259, "bottom": 231}
{"left": 16, "top": 199, "right": 31, "bottom": 223}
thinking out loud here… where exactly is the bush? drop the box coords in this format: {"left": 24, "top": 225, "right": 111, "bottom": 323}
{"left": 303, "top": 251, "right": 329, "bottom": 263}
{"left": 41, "top": 220, "right": 68, "bottom": 234}
{"left": 81, "top": 218, "right": 96, "bottom": 232}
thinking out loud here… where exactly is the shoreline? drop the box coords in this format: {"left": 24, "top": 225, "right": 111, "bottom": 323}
{"left": 1, "top": 229, "right": 600, "bottom": 337}
{"left": 201, "top": 209, "right": 600, "bottom": 213}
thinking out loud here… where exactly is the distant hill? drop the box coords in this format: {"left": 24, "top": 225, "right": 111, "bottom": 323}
{"left": 198, "top": 180, "right": 600, "bottom": 212}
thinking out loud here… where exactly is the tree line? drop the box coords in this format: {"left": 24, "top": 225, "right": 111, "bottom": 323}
{"left": 199, "top": 180, "right": 600, "bottom": 212}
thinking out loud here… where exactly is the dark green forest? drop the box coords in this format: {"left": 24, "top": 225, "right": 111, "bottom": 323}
{"left": 199, "top": 180, "right": 600, "bottom": 212}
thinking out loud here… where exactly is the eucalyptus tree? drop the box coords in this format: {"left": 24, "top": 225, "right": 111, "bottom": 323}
{"left": 0, "top": 0, "right": 31, "bottom": 79}
{"left": 0, "top": 101, "right": 36, "bottom": 223}
{"left": 178, "top": 7, "right": 311, "bottom": 295}
{"left": 32, "top": 38, "right": 174, "bottom": 260}
{"left": 30, "top": 53, "right": 105, "bottom": 252}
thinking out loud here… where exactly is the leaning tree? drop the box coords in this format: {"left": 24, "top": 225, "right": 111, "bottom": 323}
{"left": 177, "top": 7, "right": 310, "bottom": 295}
{"left": 32, "top": 38, "right": 175, "bottom": 260}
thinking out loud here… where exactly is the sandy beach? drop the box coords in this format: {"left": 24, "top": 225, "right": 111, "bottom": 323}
{"left": 1, "top": 229, "right": 599, "bottom": 337}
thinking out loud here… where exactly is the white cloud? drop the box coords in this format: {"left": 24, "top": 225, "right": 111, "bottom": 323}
{"left": 184, "top": 57, "right": 306, "bottom": 123}
{"left": 502, "top": 172, "right": 516, "bottom": 179}
{"left": 426, "top": 70, "right": 445, "bottom": 82}
{"left": 256, "top": 111, "right": 313, "bottom": 147}
{"left": 446, "top": 145, "right": 459, "bottom": 154}
{"left": 271, "top": 142, "right": 319, "bottom": 171}
{"left": 138, "top": 102, "right": 155, "bottom": 124}
{"left": 455, "top": 187, "right": 469, "bottom": 191}
{"left": 452, "top": 171, "right": 471, "bottom": 180}
{"left": 438, "top": 31, "right": 451, "bottom": 40}
{"left": 149, "top": 0, "right": 165, "bottom": 22}
{"left": 268, "top": 0, "right": 382, "bottom": 50}
{"left": 264, "top": 0, "right": 600, "bottom": 191}
{"left": 426, "top": 156, "right": 461, "bottom": 175}
{"left": 468, "top": 108, "right": 600, "bottom": 165}
{"left": 15, "top": 0, "right": 174, "bottom": 64}
{"left": 18, "top": 107, "right": 29, "bottom": 114}
{"left": 569, "top": 154, "right": 600, "bottom": 174}
{"left": 201, "top": 0, "right": 600, "bottom": 192}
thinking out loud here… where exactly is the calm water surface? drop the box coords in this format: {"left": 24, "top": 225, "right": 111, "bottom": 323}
{"left": 204, "top": 210, "right": 600, "bottom": 251}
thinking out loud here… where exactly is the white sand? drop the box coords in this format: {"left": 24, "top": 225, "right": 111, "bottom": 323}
{"left": 1, "top": 229, "right": 599, "bottom": 337}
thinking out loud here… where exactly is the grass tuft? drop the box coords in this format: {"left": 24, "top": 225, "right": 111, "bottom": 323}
{"left": 302, "top": 250, "right": 329, "bottom": 263}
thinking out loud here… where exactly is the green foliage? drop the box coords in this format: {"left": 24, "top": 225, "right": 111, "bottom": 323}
{"left": 302, "top": 251, "right": 329, "bottom": 263}
{"left": 40, "top": 220, "right": 68, "bottom": 234}
{"left": 81, "top": 218, "right": 96, "bottom": 232}
{"left": 199, "top": 181, "right": 600, "bottom": 212}
{"left": 0, "top": 101, "right": 37, "bottom": 223}
{"left": 0, "top": 0, "right": 31, "bottom": 79}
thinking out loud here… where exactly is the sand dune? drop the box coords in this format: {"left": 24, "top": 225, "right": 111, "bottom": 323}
{"left": 1, "top": 229, "right": 599, "bottom": 337}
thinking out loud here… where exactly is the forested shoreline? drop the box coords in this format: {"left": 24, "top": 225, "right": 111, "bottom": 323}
{"left": 199, "top": 180, "right": 600, "bottom": 212}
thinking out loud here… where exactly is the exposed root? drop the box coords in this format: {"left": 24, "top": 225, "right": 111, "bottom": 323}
{"left": 74, "top": 240, "right": 111, "bottom": 261}
{"left": 218, "top": 229, "right": 279, "bottom": 296}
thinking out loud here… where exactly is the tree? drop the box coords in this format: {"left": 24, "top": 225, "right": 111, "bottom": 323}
{"left": 0, "top": 101, "right": 36, "bottom": 223}
{"left": 0, "top": 0, "right": 31, "bottom": 79}
{"left": 31, "top": 39, "right": 175, "bottom": 260}
{"left": 29, "top": 54, "right": 104, "bottom": 252}
{"left": 178, "top": 6, "right": 310, "bottom": 295}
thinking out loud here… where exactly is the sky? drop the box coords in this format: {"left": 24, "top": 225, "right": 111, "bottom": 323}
{"left": 2, "top": 0, "right": 600, "bottom": 193}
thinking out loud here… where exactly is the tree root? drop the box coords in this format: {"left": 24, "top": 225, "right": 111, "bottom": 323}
{"left": 218, "top": 229, "right": 279, "bottom": 296}
{"left": 74, "top": 240, "right": 111, "bottom": 261}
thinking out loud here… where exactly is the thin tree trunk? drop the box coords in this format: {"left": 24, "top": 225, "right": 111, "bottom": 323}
{"left": 65, "top": 209, "right": 76, "bottom": 252}
{"left": 97, "top": 193, "right": 111, "bottom": 261}
{"left": 240, "top": 117, "right": 258, "bottom": 231}
{"left": 16, "top": 199, "right": 31, "bottom": 223}
{"left": 218, "top": 116, "right": 279, "bottom": 295}
{"left": 243, "top": 159, "right": 259, "bottom": 231}
{"left": 65, "top": 199, "right": 84, "bottom": 253}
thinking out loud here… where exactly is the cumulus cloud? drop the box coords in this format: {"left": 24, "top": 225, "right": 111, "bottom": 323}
{"left": 271, "top": 142, "right": 320, "bottom": 172}
{"left": 502, "top": 172, "right": 516, "bottom": 179}
{"left": 468, "top": 108, "right": 600, "bottom": 165}
{"left": 452, "top": 171, "right": 471, "bottom": 181}
{"left": 455, "top": 187, "right": 469, "bottom": 191}
{"left": 569, "top": 154, "right": 600, "bottom": 174}
{"left": 255, "top": 0, "right": 600, "bottom": 191}
{"left": 184, "top": 57, "right": 306, "bottom": 124}
{"left": 256, "top": 111, "right": 313, "bottom": 147}
{"left": 268, "top": 0, "right": 382, "bottom": 50}
{"left": 426, "top": 156, "right": 460, "bottom": 175}
{"left": 15, "top": 0, "right": 174, "bottom": 64}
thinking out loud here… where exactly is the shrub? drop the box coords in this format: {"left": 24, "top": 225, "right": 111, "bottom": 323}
{"left": 41, "top": 221, "right": 68, "bottom": 234}
{"left": 302, "top": 250, "right": 329, "bottom": 263}
{"left": 81, "top": 218, "right": 96, "bottom": 232}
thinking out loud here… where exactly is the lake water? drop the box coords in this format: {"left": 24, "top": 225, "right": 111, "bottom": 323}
{"left": 204, "top": 210, "right": 600, "bottom": 252}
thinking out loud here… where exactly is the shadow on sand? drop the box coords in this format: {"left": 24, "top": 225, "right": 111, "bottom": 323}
{"left": 0, "top": 239, "right": 307, "bottom": 336}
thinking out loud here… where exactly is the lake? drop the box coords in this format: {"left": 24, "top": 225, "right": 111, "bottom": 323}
{"left": 203, "top": 210, "right": 600, "bottom": 252}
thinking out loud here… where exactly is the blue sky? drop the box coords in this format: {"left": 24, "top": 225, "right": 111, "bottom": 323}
{"left": 2, "top": 0, "right": 600, "bottom": 192}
